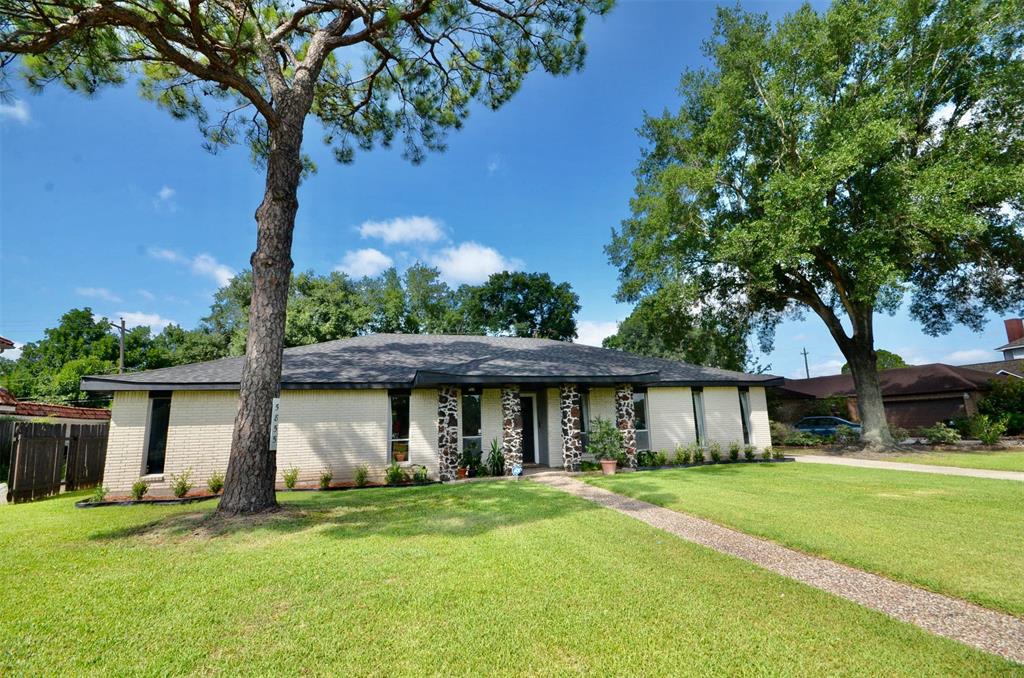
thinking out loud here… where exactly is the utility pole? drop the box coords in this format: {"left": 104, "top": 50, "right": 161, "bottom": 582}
{"left": 109, "top": 317, "right": 126, "bottom": 373}
{"left": 801, "top": 348, "right": 810, "bottom": 379}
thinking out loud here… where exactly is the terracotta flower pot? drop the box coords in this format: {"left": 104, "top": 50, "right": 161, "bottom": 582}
{"left": 456, "top": 468, "right": 468, "bottom": 479}
{"left": 600, "top": 459, "right": 618, "bottom": 475}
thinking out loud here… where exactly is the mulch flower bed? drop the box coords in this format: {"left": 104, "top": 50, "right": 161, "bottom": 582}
{"left": 632, "top": 457, "right": 794, "bottom": 472}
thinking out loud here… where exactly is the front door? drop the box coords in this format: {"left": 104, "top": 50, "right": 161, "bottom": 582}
{"left": 520, "top": 395, "right": 536, "bottom": 464}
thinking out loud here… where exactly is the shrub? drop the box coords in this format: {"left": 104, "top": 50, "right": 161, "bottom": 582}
{"left": 412, "top": 465, "right": 429, "bottom": 483}
{"left": 385, "top": 462, "right": 409, "bottom": 485}
{"left": 207, "top": 471, "right": 224, "bottom": 494}
{"left": 635, "top": 450, "right": 654, "bottom": 467}
{"left": 783, "top": 430, "right": 820, "bottom": 446}
{"left": 743, "top": 445, "right": 756, "bottom": 461}
{"left": 673, "top": 445, "right": 690, "bottom": 465}
{"left": 131, "top": 480, "right": 149, "bottom": 501}
{"left": 88, "top": 485, "right": 108, "bottom": 503}
{"left": 968, "top": 414, "right": 1007, "bottom": 446}
{"left": 319, "top": 469, "right": 333, "bottom": 490}
{"left": 282, "top": 466, "right": 300, "bottom": 490}
{"left": 691, "top": 444, "right": 704, "bottom": 464}
{"left": 169, "top": 469, "right": 193, "bottom": 498}
{"left": 889, "top": 426, "right": 910, "bottom": 443}
{"left": 978, "top": 378, "right": 1024, "bottom": 435}
{"left": 588, "top": 417, "right": 626, "bottom": 464}
{"left": 580, "top": 460, "right": 601, "bottom": 472}
{"left": 653, "top": 450, "right": 669, "bottom": 467}
{"left": 460, "top": 446, "right": 482, "bottom": 472}
{"left": 769, "top": 420, "right": 792, "bottom": 446}
{"left": 486, "top": 438, "right": 505, "bottom": 476}
{"left": 833, "top": 425, "right": 859, "bottom": 445}
{"left": 728, "top": 442, "right": 741, "bottom": 462}
{"left": 708, "top": 442, "right": 722, "bottom": 463}
{"left": 762, "top": 447, "right": 772, "bottom": 461}
{"left": 354, "top": 464, "right": 369, "bottom": 488}
{"left": 919, "top": 422, "right": 961, "bottom": 445}
{"left": 772, "top": 447, "right": 785, "bottom": 460}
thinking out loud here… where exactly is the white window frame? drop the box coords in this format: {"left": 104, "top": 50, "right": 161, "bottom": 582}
{"left": 692, "top": 388, "right": 706, "bottom": 445}
{"left": 389, "top": 391, "right": 411, "bottom": 464}
{"left": 738, "top": 388, "right": 752, "bottom": 445}
{"left": 461, "top": 389, "right": 482, "bottom": 457}
{"left": 633, "top": 389, "right": 650, "bottom": 451}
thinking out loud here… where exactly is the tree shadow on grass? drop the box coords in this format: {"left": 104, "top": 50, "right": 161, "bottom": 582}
{"left": 593, "top": 463, "right": 783, "bottom": 507}
{"left": 87, "top": 481, "right": 599, "bottom": 543}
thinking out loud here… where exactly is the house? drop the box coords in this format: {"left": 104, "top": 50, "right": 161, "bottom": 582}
{"left": 0, "top": 336, "right": 14, "bottom": 353}
{"left": 80, "top": 334, "right": 779, "bottom": 493}
{"left": 772, "top": 364, "right": 1001, "bottom": 429}
{"left": 0, "top": 387, "right": 111, "bottom": 424}
{"left": 963, "top": 318, "right": 1024, "bottom": 378}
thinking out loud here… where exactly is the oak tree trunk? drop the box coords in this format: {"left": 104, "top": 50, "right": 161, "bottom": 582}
{"left": 218, "top": 107, "right": 305, "bottom": 515}
{"left": 839, "top": 337, "right": 895, "bottom": 449}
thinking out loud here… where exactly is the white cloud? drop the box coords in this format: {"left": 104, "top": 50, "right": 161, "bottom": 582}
{"left": 940, "top": 348, "right": 992, "bottom": 365}
{"left": 358, "top": 216, "right": 444, "bottom": 244}
{"left": 0, "top": 99, "right": 30, "bottom": 124}
{"left": 576, "top": 320, "right": 620, "bottom": 347}
{"left": 1, "top": 340, "right": 23, "bottom": 361}
{"left": 790, "top": 358, "right": 845, "bottom": 379}
{"left": 137, "top": 289, "right": 156, "bottom": 301}
{"left": 75, "top": 287, "right": 123, "bottom": 303}
{"left": 486, "top": 155, "right": 502, "bottom": 175}
{"left": 153, "top": 185, "right": 177, "bottom": 211}
{"left": 147, "top": 247, "right": 235, "bottom": 286}
{"left": 335, "top": 248, "right": 394, "bottom": 277}
{"left": 117, "top": 311, "right": 176, "bottom": 330}
{"left": 428, "top": 242, "right": 522, "bottom": 284}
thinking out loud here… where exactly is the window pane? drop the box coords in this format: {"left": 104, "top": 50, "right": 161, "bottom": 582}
{"left": 692, "top": 390, "right": 705, "bottom": 445}
{"left": 633, "top": 392, "right": 647, "bottom": 431}
{"left": 462, "top": 393, "right": 481, "bottom": 437}
{"left": 636, "top": 429, "right": 650, "bottom": 451}
{"left": 146, "top": 397, "right": 171, "bottom": 475}
{"left": 390, "top": 394, "right": 410, "bottom": 441}
{"left": 739, "top": 389, "right": 751, "bottom": 445}
{"left": 462, "top": 436, "right": 482, "bottom": 457}
{"left": 580, "top": 392, "right": 590, "bottom": 432}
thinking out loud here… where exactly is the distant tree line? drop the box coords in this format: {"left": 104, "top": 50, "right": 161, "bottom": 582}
{"left": 0, "top": 266, "right": 580, "bottom": 406}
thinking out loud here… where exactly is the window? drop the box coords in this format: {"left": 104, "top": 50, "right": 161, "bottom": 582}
{"left": 389, "top": 391, "right": 410, "bottom": 462}
{"left": 691, "top": 388, "right": 706, "bottom": 445}
{"left": 145, "top": 392, "right": 172, "bottom": 475}
{"left": 633, "top": 390, "right": 650, "bottom": 451}
{"left": 738, "top": 388, "right": 752, "bottom": 445}
{"left": 579, "top": 390, "right": 591, "bottom": 451}
{"left": 461, "top": 389, "right": 482, "bottom": 459}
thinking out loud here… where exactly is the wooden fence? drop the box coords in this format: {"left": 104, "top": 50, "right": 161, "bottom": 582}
{"left": 5, "top": 422, "right": 109, "bottom": 503}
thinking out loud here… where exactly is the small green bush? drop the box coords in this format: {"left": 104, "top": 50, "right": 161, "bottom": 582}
{"left": 169, "top": 469, "right": 193, "bottom": 498}
{"left": 673, "top": 445, "right": 689, "bottom": 465}
{"left": 772, "top": 447, "right": 785, "bottom": 460}
{"left": 743, "top": 445, "right": 756, "bottom": 461}
{"left": 88, "top": 485, "right": 108, "bottom": 503}
{"left": 708, "top": 442, "right": 722, "bottom": 463}
{"left": 762, "top": 447, "right": 772, "bottom": 461}
{"left": 412, "top": 465, "right": 429, "bottom": 483}
{"left": 889, "top": 426, "right": 910, "bottom": 443}
{"left": 783, "top": 430, "right": 821, "bottom": 446}
{"left": 833, "top": 425, "right": 859, "bottom": 445}
{"left": 319, "top": 469, "right": 333, "bottom": 490}
{"left": 691, "top": 444, "right": 704, "bottom": 464}
{"left": 653, "top": 450, "right": 669, "bottom": 467}
{"left": 282, "top": 466, "right": 300, "bottom": 490}
{"left": 580, "top": 460, "right": 601, "bottom": 472}
{"left": 769, "top": 420, "right": 792, "bottom": 446}
{"left": 919, "top": 422, "right": 961, "bottom": 445}
{"left": 968, "top": 414, "right": 1007, "bottom": 446}
{"left": 588, "top": 417, "right": 625, "bottom": 464}
{"left": 728, "top": 442, "right": 741, "bottom": 462}
{"left": 207, "top": 471, "right": 224, "bottom": 494}
{"left": 635, "top": 450, "right": 655, "bottom": 467}
{"left": 486, "top": 438, "right": 505, "bottom": 476}
{"left": 385, "top": 462, "right": 409, "bottom": 485}
{"left": 978, "top": 377, "right": 1024, "bottom": 435}
{"left": 354, "top": 464, "right": 369, "bottom": 487}
{"left": 131, "top": 480, "right": 149, "bottom": 501}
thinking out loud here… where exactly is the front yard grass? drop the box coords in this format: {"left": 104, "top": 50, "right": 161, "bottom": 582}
{"left": 587, "top": 463, "right": 1024, "bottom": 617}
{"left": 876, "top": 449, "right": 1024, "bottom": 472}
{"left": 1, "top": 483, "right": 1017, "bottom": 675}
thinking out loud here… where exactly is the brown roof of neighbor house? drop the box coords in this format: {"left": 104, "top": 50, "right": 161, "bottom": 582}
{"left": 961, "top": 359, "right": 1024, "bottom": 378}
{"left": 0, "top": 336, "right": 14, "bottom": 350}
{"left": 13, "top": 401, "right": 111, "bottom": 420}
{"left": 777, "top": 363, "right": 1000, "bottom": 400}
{"left": 0, "top": 387, "right": 18, "bottom": 407}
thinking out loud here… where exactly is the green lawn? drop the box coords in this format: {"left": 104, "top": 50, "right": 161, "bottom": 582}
{"left": 1, "top": 484, "right": 1017, "bottom": 675}
{"left": 881, "top": 450, "right": 1024, "bottom": 472}
{"left": 587, "top": 463, "right": 1024, "bottom": 617}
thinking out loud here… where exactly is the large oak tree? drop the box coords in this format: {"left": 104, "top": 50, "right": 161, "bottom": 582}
{"left": 1, "top": 0, "right": 610, "bottom": 512}
{"left": 608, "top": 0, "right": 1024, "bottom": 447}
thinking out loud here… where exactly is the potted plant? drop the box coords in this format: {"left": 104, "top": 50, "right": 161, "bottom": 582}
{"left": 587, "top": 416, "right": 625, "bottom": 475}
{"left": 461, "top": 448, "right": 482, "bottom": 478}
{"left": 392, "top": 445, "right": 408, "bottom": 463}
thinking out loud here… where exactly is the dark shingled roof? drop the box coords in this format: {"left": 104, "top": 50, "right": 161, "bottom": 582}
{"left": 775, "top": 363, "right": 1001, "bottom": 400}
{"left": 80, "top": 334, "right": 780, "bottom": 391}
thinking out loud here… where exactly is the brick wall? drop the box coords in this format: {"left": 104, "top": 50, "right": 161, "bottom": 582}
{"left": 102, "top": 391, "right": 150, "bottom": 492}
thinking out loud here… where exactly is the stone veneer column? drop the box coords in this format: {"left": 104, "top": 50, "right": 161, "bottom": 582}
{"left": 500, "top": 386, "right": 523, "bottom": 474}
{"left": 615, "top": 384, "right": 637, "bottom": 468}
{"left": 560, "top": 384, "right": 583, "bottom": 472}
{"left": 437, "top": 386, "right": 460, "bottom": 481}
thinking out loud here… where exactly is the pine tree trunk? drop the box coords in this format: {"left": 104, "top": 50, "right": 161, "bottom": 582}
{"left": 840, "top": 339, "right": 895, "bottom": 449}
{"left": 218, "top": 111, "right": 304, "bottom": 515}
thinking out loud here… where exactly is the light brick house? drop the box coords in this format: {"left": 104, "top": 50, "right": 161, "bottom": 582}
{"left": 81, "top": 334, "right": 778, "bottom": 494}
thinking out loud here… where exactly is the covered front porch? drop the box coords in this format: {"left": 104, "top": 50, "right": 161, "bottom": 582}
{"left": 431, "top": 383, "right": 644, "bottom": 481}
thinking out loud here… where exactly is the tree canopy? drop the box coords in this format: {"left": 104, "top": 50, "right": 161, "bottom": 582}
{"left": 841, "top": 350, "right": 907, "bottom": 374}
{"left": 608, "top": 0, "right": 1024, "bottom": 446}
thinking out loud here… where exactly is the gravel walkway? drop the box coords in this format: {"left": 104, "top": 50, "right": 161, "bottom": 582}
{"left": 794, "top": 454, "right": 1024, "bottom": 481}
{"left": 532, "top": 474, "right": 1024, "bottom": 664}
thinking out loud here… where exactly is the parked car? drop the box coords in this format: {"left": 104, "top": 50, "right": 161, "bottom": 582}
{"left": 793, "top": 416, "right": 862, "bottom": 437}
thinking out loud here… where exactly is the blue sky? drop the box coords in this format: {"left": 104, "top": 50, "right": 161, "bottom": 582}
{"left": 0, "top": 1, "right": 1014, "bottom": 378}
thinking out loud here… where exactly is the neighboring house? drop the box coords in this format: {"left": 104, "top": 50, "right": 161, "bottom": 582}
{"left": 0, "top": 387, "right": 111, "bottom": 424}
{"left": 0, "top": 336, "right": 14, "bottom": 353}
{"left": 80, "top": 334, "right": 778, "bottom": 494}
{"left": 963, "top": 318, "right": 1024, "bottom": 378}
{"left": 773, "top": 364, "right": 1001, "bottom": 429}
